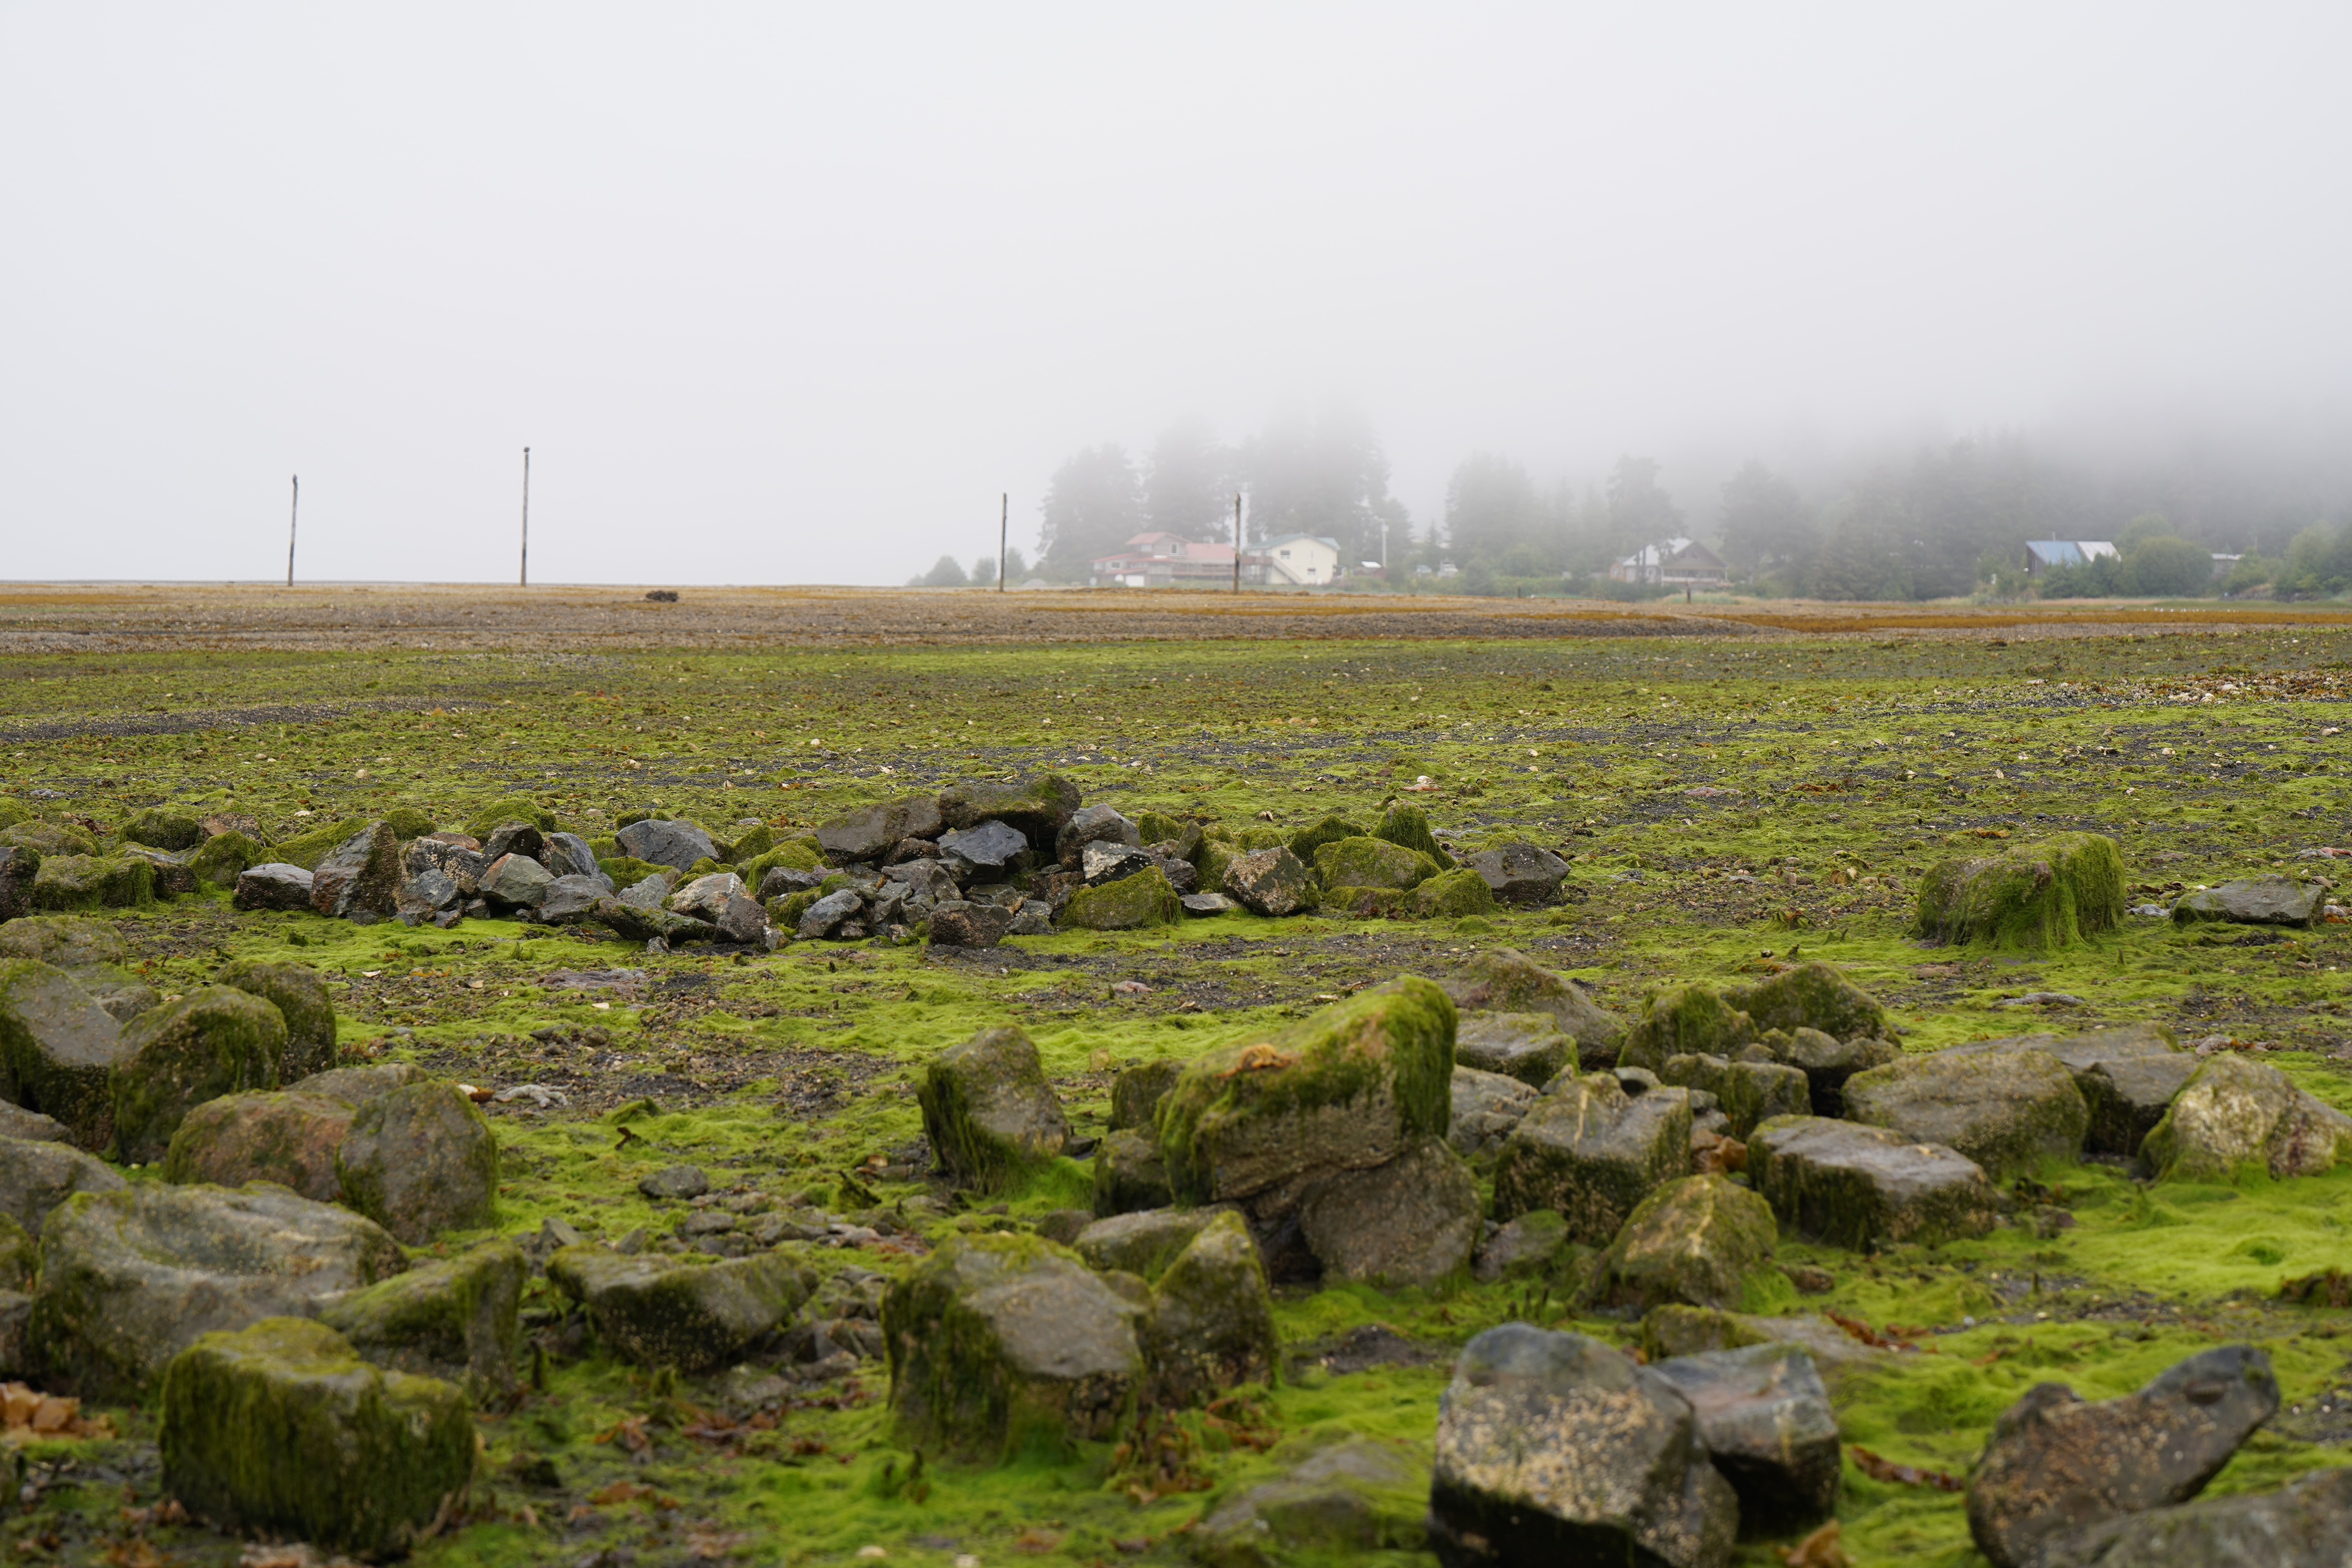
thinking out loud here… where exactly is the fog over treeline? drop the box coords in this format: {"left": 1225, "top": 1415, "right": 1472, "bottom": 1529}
{"left": 4, "top": 8, "right": 2348, "bottom": 587}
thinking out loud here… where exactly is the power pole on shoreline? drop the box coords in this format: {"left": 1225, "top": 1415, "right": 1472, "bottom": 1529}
{"left": 286, "top": 476, "right": 298, "bottom": 587}
{"left": 519, "top": 447, "right": 530, "bottom": 587}
{"left": 998, "top": 492, "right": 1008, "bottom": 591}
{"left": 1232, "top": 493, "right": 1242, "bottom": 593}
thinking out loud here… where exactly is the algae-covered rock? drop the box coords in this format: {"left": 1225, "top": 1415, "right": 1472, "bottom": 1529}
{"left": 1994, "top": 1023, "right": 2192, "bottom": 1157}
{"left": 320, "top": 1240, "right": 526, "bottom": 1399}
{"left": 881, "top": 1232, "right": 1144, "bottom": 1461}
{"left": 162, "top": 1090, "right": 354, "bottom": 1201}
{"left": 110, "top": 985, "right": 289, "bottom": 1165}
{"left": 1283, "top": 814, "right": 1365, "bottom": 864}
{"left": 1746, "top": 1115, "right": 1996, "bottom": 1249}
{"left": 1429, "top": 1323, "right": 1737, "bottom": 1568}
{"left": 2172, "top": 874, "right": 2328, "bottom": 929}
{"left": 121, "top": 808, "right": 203, "bottom": 852}
{"left": 0, "top": 848, "right": 36, "bottom": 924}
{"left": 1094, "top": 1129, "right": 1174, "bottom": 1216}
{"left": 0, "top": 822, "right": 96, "bottom": 860}
{"left": 0, "top": 1104, "right": 69, "bottom": 1145}
{"left": 336, "top": 1082, "right": 498, "bottom": 1243}
{"left": 33, "top": 1181, "right": 408, "bottom": 1396}
{"left": 1158, "top": 978, "right": 1454, "bottom": 1206}
{"left": 1454, "top": 1011, "right": 1576, "bottom": 1088}
{"left": 1411, "top": 868, "right": 1496, "bottom": 919}
{"left": 1310, "top": 836, "right": 1436, "bottom": 892}
{"left": 1914, "top": 831, "right": 2125, "bottom": 949}
{"left": 1110, "top": 1059, "right": 1183, "bottom": 1131}
{"left": 2029, "top": 1466, "right": 2352, "bottom": 1568}
{"left": 187, "top": 831, "right": 264, "bottom": 888}
{"left": 463, "top": 796, "right": 560, "bottom": 841}
{"left": 159, "top": 1317, "right": 474, "bottom": 1557}
{"left": 1146, "top": 1210, "right": 1277, "bottom": 1405}
{"left": 1060, "top": 866, "right": 1182, "bottom": 930}
{"left": 0, "top": 1134, "right": 126, "bottom": 1234}
{"left": 1491, "top": 1074, "right": 1693, "bottom": 1243}
{"left": 939, "top": 773, "right": 1082, "bottom": 848}
{"left": 1444, "top": 950, "right": 1625, "bottom": 1065}
{"left": 1650, "top": 1342, "right": 1841, "bottom": 1534}
{"left": 1191, "top": 1438, "right": 1429, "bottom": 1568}
{"left": 309, "top": 822, "right": 401, "bottom": 922}
{"left": 31, "top": 855, "right": 155, "bottom": 911}
{"left": 0, "top": 957, "right": 127, "bottom": 1150}
{"left": 1472, "top": 1209, "right": 1583, "bottom": 1286}
{"left": 1449, "top": 1065, "right": 1539, "bottom": 1158}
{"left": 1659, "top": 1053, "right": 1811, "bottom": 1138}
{"left": 1298, "top": 1136, "right": 1480, "bottom": 1289}
{"left": 0, "top": 1214, "right": 34, "bottom": 1294}
{"left": 291, "top": 1060, "right": 423, "bottom": 1105}
{"left": 550, "top": 1246, "right": 816, "bottom": 1372}
{"left": 1463, "top": 841, "right": 1574, "bottom": 906}
{"left": 1724, "top": 960, "right": 1888, "bottom": 1044}
{"left": 1074, "top": 1206, "right": 1238, "bottom": 1281}
{"left": 1221, "top": 847, "right": 1320, "bottom": 917}
{"left": 1841, "top": 1045, "right": 2089, "bottom": 1179}
{"left": 2138, "top": 1054, "right": 2352, "bottom": 1183}
{"left": 918, "top": 1025, "right": 1070, "bottom": 1187}
{"left": 1619, "top": 985, "right": 1757, "bottom": 1073}
{"left": 1593, "top": 1174, "right": 1784, "bottom": 1314}
{"left": 0, "top": 915, "right": 126, "bottom": 969}
{"left": 214, "top": 958, "right": 337, "bottom": 1080}
{"left": 1756, "top": 1025, "right": 1900, "bottom": 1117}
{"left": 1370, "top": 802, "right": 1454, "bottom": 869}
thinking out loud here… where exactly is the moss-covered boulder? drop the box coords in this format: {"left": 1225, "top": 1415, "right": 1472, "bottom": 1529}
{"left": 1109, "top": 1059, "right": 1183, "bottom": 1131}
{"left": 1659, "top": 1053, "right": 1813, "bottom": 1139}
{"left": 1220, "top": 847, "right": 1320, "bottom": 917}
{"left": 1093, "top": 1129, "right": 1173, "bottom": 1216}
{"left": 1914, "top": 831, "right": 2124, "bottom": 949}
{"left": 1724, "top": 961, "right": 1887, "bottom": 1044}
{"left": 1445, "top": 950, "right": 1626, "bottom": 1066}
{"left": 215, "top": 959, "right": 337, "bottom": 1080}
{"left": 2138, "top": 1055, "right": 2352, "bottom": 1183}
{"left": 291, "top": 1061, "right": 423, "bottom": 1105}
{"left": 0, "top": 822, "right": 96, "bottom": 859}
{"left": 1619, "top": 985, "right": 1757, "bottom": 1073}
{"left": 1841, "top": 1044, "right": 2088, "bottom": 1179}
{"left": 1454, "top": 1011, "right": 1577, "bottom": 1087}
{"left": 187, "top": 830, "right": 264, "bottom": 888}
{"left": 0, "top": 848, "right": 36, "bottom": 925}
{"left": 1192, "top": 1437, "right": 1429, "bottom": 1567}
{"left": 0, "top": 915, "right": 125, "bottom": 969}
{"left": 1158, "top": 978, "right": 1455, "bottom": 1206}
{"left": 162, "top": 1090, "right": 354, "bottom": 1201}
{"left": 1651, "top": 1342, "right": 1842, "bottom": 1535}
{"left": 549, "top": 1246, "right": 816, "bottom": 1372}
{"left": 1073, "top": 1205, "right": 1236, "bottom": 1281}
{"left": 336, "top": 1082, "right": 498, "bottom": 1243}
{"left": 110, "top": 985, "right": 288, "bottom": 1165}
{"left": 159, "top": 1318, "right": 474, "bottom": 1557}
{"left": 1310, "top": 836, "right": 1436, "bottom": 891}
{"left": 0, "top": 957, "right": 127, "bottom": 1150}
{"left": 1060, "top": 866, "right": 1182, "bottom": 930}
{"left": 1145, "top": 1210, "right": 1277, "bottom": 1405}
{"left": 1411, "top": 868, "right": 1496, "bottom": 919}
{"left": 1371, "top": 802, "right": 1454, "bottom": 869}
{"left": 0, "top": 1134, "right": 126, "bottom": 1234}
{"left": 0, "top": 1214, "right": 34, "bottom": 1294}
{"left": 881, "top": 1232, "right": 1145, "bottom": 1461}
{"left": 462, "top": 796, "right": 560, "bottom": 841}
{"left": 268, "top": 816, "right": 366, "bottom": 872}
{"left": 1472, "top": 1209, "right": 1581, "bottom": 1286}
{"left": 1298, "top": 1136, "right": 1481, "bottom": 1289}
{"left": 938, "top": 773, "right": 1082, "bottom": 850}
{"left": 1746, "top": 1115, "right": 1996, "bottom": 1249}
{"left": 121, "top": 808, "right": 203, "bottom": 852}
{"left": 33, "top": 1182, "right": 408, "bottom": 1396}
{"left": 1283, "top": 814, "right": 1364, "bottom": 862}
{"left": 1491, "top": 1075, "right": 1694, "bottom": 1243}
{"left": 918, "top": 1025, "right": 1070, "bottom": 1188}
{"left": 319, "top": 1240, "right": 526, "bottom": 1401}
{"left": 30, "top": 855, "right": 154, "bottom": 911}
{"left": 1593, "top": 1174, "right": 1786, "bottom": 1314}
{"left": 1755, "top": 1026, "right": 1900, "bottom": 1117}
{"left": 1976, "top": 1023, "right": 2192, "bottom": 1157}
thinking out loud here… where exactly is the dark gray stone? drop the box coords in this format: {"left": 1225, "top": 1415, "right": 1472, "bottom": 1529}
{"left": 617, "top": 870, "right": 673, "bottom": 911}
{"left": 2036, "top": 1466, "right": 2352, "bottom": 1568}
{"left": 1180, "top": 891, "right": 1236, "bottom": 917}
{"left": 310, "top": 823, "right": 401, "bottom": 921}
{"left": 1297, "top": 1137, "right": 1480, "bottom": 1288}
{"left": 396, "top": 869, "right": 461, "bottom": 921}
{"left": 1491, "top": 1074, "right": 1693, "bottom": 1244}
{"left": 0, "top": 1134, "right": 127, "bottom": 1234}
{"left": 1455, "top": 1011, "right": 1576, "bottom": 1087}
{"left": 715, "top": 893, "right": 767, "bottom": 944}
{"left": 1651, "top": 1342, "right": 1840, "bottom": 1533}
{"left": 1756, "top": 1025, "right": 1900, "bottom": 1116}
{"left": 1746, "top": 1115, "right": 1997, "bottom": 1249}
{"left": 1081, "top": 841, "right": 1152, "bottom": 886}
{"left": 479, "top": 822, "right": 544, "bottom": 864}
{"left": 232, "top": 863, "right": 314, "bottom": 912}
{"left": 1221, "top": 847, "right": 1319, "bottom": 917}
{"left": 939, "top": 820, "right": 1032, "bottom": 875}
{"left": 1449, "top": 1066, "right": 1539, "bottom": 1158}
{"left": 1055, "top": 804, "right": 1141, "bottom": 863}
{"left": 758, "top": 865, "right": 828, "bottom": 900}
{"left": 2173, "top": 874, "right": 2327, "bottom": 929}
{"left": 615, "top": 818, "right": 718, "bottom": 872}
{"left": 1949, "top": 1024, "right": 2194, "bottom": 1158}
{"left": 536, "top": 874, "right": 613, "bottom": 925}
{"left": 401, "top": 836, "right": 485, "bottom": 898}
{"left": 540, "top": 831, "right": 601, "bottom": 880}
{"left": 0, "top": 849, "right": 36, "bottom": 924}
{"left": 796, "top": 888, "right": 864, "bottom": 939}
{"left": 477, "top": 852, "right": 555, "bottom": 910}
{"left": 638, "top": 1165, "right": 710, "bottom": 1201}
{"left": 928, "top": 901, "right": 1011, "bottom": 949}
{"left": 1463, "top": 841, "right": 1574, "bottom": 906}
{"left": 918, "top": 1025, "right": 1069, "bottom": 1183}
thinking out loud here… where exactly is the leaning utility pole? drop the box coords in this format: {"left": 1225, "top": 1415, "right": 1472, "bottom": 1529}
{"left": 286, "top": 475, "right": 298, "bottom": 587}
{"left": 519, "top": 446, "right": 530, "bottom": 587}
{"left": 998, "top": 492, "right": 1008, "bottom": 591}
{"left": 1232, "top": 493, "right": 1243, "bottom": 593}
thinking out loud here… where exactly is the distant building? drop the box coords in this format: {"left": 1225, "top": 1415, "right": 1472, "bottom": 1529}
{"left": 1608, "top": 537, "right": 1728, "bottom": 587}
{"left": 2209, "top": 553, "right": 2241, "bottom": 579}
{"left": 2022, "top": 540, "right": 2119, "bottom": 577}
{"left": 1089, "top": 531, "right": 1240, "bottom": 587}
{"left": 1249, "top": 534, "right": 1343, "bottom": 587}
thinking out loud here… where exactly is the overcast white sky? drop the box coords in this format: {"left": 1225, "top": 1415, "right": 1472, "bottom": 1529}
{"left": 4, "top": 5, "right": 2348, "bottom": 583}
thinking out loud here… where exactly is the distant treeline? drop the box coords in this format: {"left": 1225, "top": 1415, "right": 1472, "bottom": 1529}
{"left": 1026, "top": 413, "right": 2352, "bottom": 599}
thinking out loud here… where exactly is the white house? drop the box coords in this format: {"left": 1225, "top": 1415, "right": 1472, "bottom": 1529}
{"left": 1249, "top": 534, "right": 1343, "bottom": 586}
{"left": 1608, "top": 537, "right": 1728, "bottom": 587}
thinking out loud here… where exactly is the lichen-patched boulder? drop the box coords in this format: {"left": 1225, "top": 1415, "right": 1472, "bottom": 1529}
{"left": 109, "top": 985, "right": 289, "bottom": 1165}
{"left": 1975, "top": 1023, "right": 2194, "bottom": 1158}
{"left": 1220, "top": 847, "right": 1320, "bottom": 917}
{"left": 1649, "top": 1342, "right": 1841, "bottom": 1534}
{"left": 1658, "top": 1053, "right": 1810, "bottom": 1139}
{"left": 162, "top": 1090, "right": 354, "bottom": 1201}
{"left": 1058, "top": 866, "right": 1181, "bottom": 930}
{"left": 1311, "top": 835, "right": 1439, "bottom": 891}
{"left": 1913, "top": 831, "right": 2125, "bottom": 949}
{"left": 548, "top": 1246, "right": 815, "bottom": 1373}
{"left": 319, "top": 1240, "right": 527, "bottom": 1401}
{"left": 2137, "top": 1054, "right": 2352, "bottom": 1183}
{"left": 32, "top": 1181, "right": 408, "bottom": 1396}
{"left": 1840, "top": 1044, "right": 2089, "bottom": 1179}
{"left": 309, "top": 821, "right": 401, "bottom": 922}
{"left": 1724, "top": 960, "right": 1888, "bottom": 1044}
{"left": 334, "top": 1081, "right": 499, "bottom": 1243}
{"left": 0, "top": 958, "right": 126, "bottom": 1150}
{"left": 1448, "top": 1065, "right": 1539, "bottom": 1159}
{"left": 1491, "top": 1073, "right": 1693, "bottom": 1243}
{"left": 882, "top": 1232, "right": 1145, "bottom": 1461}
{"left": 1618, "top": 985, "right": 1759, "bottom": 1073}
{"left": 918, "top": 1024, "right": 1070, "bottom": 1187}
{"left": 1157, "top": 978, "right": 1454, "bottom": 1207}
{"left": 1593, "top": 1174, "right": 1786, "bottom": 1314}
{"left": 1074, "top": 1205, "right": 1240, "bottom": 1281}
{"left": 159, "top": 1317, "right": 474, "bottom": 1558}
{"left": 1092, "top": 1129, "right": 1174, "bottom": 1216}
{"left": 1746, "top": 1115, "right": 1996, "bottom": 1249}
{"left": 1144, "top": 1210, "right": 1277, "bottom": 1406}
{"left": 1429, "top": 1323, "right": 1737, "bottom": 1568}
{"left": 2031, "top": 1466, "right": 2352, "bottom": 1568}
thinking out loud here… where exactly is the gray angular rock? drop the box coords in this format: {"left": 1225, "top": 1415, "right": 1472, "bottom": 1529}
{"left": 0, "top": 1134, "right": 127, "bottom": 1234}
{"left": 715, "top": 892, "right": 767, "bottom": 944}
{"left": 1444, "top": 950, "right": 1626, "bottom": 1067}
{"left": 1448, "top": 1065, "right": 1539, "bottom": 1158}
{"left": 318, "top": 1239, "right": 526, "bottom": 1400}
{"left": 797, "top": 887, "right": 864, "bottom": 939}
{"left": 2035, "top": 1466, "right": 2352, "bottom": 1568}
{"left": 928, "top": 900, "right": 1012, "bottom": 948}
{"left": 759, "top": 864, "right": 828, "bottom": 899}
{"left": 638, "top": 1164, "right": 710, "bottom": 1200}
{"left": 1092, "top": 1128, "right": 1173, "bottom": 1216}
{"left": 1056, "top": 803, "right": 1142, "bottom": 862}
{"left": 2173, "top": 874, "right": 2327, "bottom": 929}
{"left": 477, "top": 851, "right": 555, "bottom": 909}
{"left": 667, "top": 871, "right": 747, "bottom": 921}
{"left": 401, "top": 835, "right": 485, "bottom": 897}
{"left": 396, "top": 868, "right": 460, "bottom": 921}
{"left": 334, "top": 1082, "right": 498, "bottom": 1244}
{"left": 1472, "top": 1209, "right": 1577, "bottom": 1285}
{"left": 1007, "top": 900, "right": 1054, "bottom": 936}
{"left": 1650, "top": 1342, "right": 1840, "bottom": 1533}
{"left": 161, "top": 1090, "right": 353, "bottom": 1201}
{"left": 549, "top": 1246, "right": 817, "bottom": 1373}
{"left": 1842, "top": 1044, "right": 2090, "bottom": 1179}
{"left": 111, "top": 985, "right": 289, "bottom": 1165}
{"left": 1145, "top": 1209, "right": 1277, "bottom": 1405}
{"left": 32, "top": 1181, "right": 409, "bottom": 1396}
{"left": 815, "top": 795, "right": 940, "bottom": 863}
{"left": 1756, "top": 1025, "right": 1900, "bottom": 1116}
{"left": 1221, "top": 846, "right": 1319, "bottom": 916}
{"left": 918, "top": 1025, "right": 1069, "bottom": 1183}
{"left": 1298, "top": 1137, "right": 1480, "bottom": 1288}
{"left": 0, "top": 1104, "right": 70, "bottom": 1144}
{"left": 290, "top": 1061, "right": 423, "bottom": 1105}
{"left": 1180, "top": 891, "right": 1236, "bottom": 917}
{"left": 309, "top": 822, "right": 400, "bottom": 921}
{"left": 537, "top": 873, "right": 614, "bottom": 925}
{"left": 1949, "top": 1024, "right": 2194, "bottom": 1158}
{"left": 1491, "top": 1073, "right": 1693, "bottom": 1243}
{"left": 939, "top": 819, "right": 1032, "bottom": 875}
{"left": 2138, "top": 1054, "right": 2352, "bottom": 1183}
{"left": 479, "top": 821, "right": 544, "bottom": 864}
{"left": 1081, "top": 840, "right": 1153, "bottom": 886}
{"left": 618, "top": 869, "right": 674, "bottom": 910}
{"left": 1073, "top": 1205, "right": 1239, "bottom": 1281}
{"left": 615, "top": 817, "right": 719, "bottom": 872}
{"left": 1463, "top": 841, "right": 1574, "bottom": 906}
{"left": 937, "top": 774, "right": 1081, "bottom": 846}
{"left": 878, "top": 858, "right": 956, "bottom": 902}
{"left": 1191, "top": 1438, "right": 1429, "bottom": 1567}
{"left": 1746, "top": 1115, "right": 1996, "bottom": 1248}
{"left": 1430, "top": 1323, "right": 1737, "bottom": 1568}
{"left": 1110, "top": 1060, "right": 1182, "bottom": 1131}
{"left": 214, "top": 959, "right": 338, "bottom": 1081}
{"left": 1455, "top": 1010, "right": 1576, "bottom": 1088}
{"left": 539, "top": 830, "right": 601, "bottom": 879}
{"left": 0, "top": 958, "right": 126, "bottom": 1150}
{"left": 232, "top": 862, "right": 314, "bottom": 912}
{"left": 1659, "top": 1053, "right": 1811, "bottom": 1139}
{"left": 1967, "top": 1345, "right": 2280, "bottom": 1568}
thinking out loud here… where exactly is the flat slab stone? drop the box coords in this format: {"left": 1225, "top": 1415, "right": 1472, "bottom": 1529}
{"left": 1746, "top": 1115, "right": 1996, "bottom": 1249}
{"left": 1455, "top": 1011, "right": 1575, "bottom": 1088}
{"left": 2174, "top": 874, "right": 2327, "bottom": 929}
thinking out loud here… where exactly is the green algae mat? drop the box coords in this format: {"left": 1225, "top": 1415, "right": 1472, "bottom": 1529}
{"left": 7, "top": 616, "right": 2352, "bottom": 1566}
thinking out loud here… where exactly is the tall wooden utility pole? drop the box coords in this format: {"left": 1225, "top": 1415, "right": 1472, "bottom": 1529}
{"left": 519, "top": 447, "right": 530, "bottom": 587}
{"left": 1232, "top": 493, "right": 1243, "bottom": 592}
{"left": 998, "top": 492, "right": 1008, "bottom": 591}
{"left": 286, "top": 475, "right": 298, "bottom": 587}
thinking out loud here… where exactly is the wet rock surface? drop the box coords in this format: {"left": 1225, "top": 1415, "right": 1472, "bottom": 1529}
{"left": 1746, "top": 1114, "right": 1996, "bottom": 1248}
{"left": 1650, "top": 1342, "right": 1841, "bottom": 1533}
